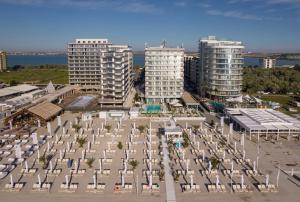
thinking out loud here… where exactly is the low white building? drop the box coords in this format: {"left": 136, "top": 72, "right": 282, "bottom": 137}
{"left": 164, "top": 119, "right": 183, "bottom": 143}
{"left": 259, "top": 58, "right": 276, "bottom": 69}
{"left": 226, "top": 108, "right": 300, "bottom": 139}
{"left": 0, "top": 103, "right": 14, "bottom": 119}
{"left": 0, "top": 84, "right": 39, "bottom": 101}
{"left": 5, "top": 89, "right": 46, "bottom": 108}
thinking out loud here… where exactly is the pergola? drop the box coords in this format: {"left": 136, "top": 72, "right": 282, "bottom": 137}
{"left": 26, "top": 102, "right": 63, "bottom": 124}
{"left": 165, "top": 126, "right": 183, "bottom": 143}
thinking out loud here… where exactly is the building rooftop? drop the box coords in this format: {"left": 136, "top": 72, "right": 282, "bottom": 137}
{"left": 227, "top": 108, "right": 300, "bottom": 131}
{"left": 145, "top": 46, "right": 184, "bottom": 51}
{"left": 0, "top": 84, "right": 38, "bottom": 98}
{"left": 182, "top": 91, "right": 199, "bottom": 106}
{"left": 27, "top": 102, "right": 62, "bottom": 121}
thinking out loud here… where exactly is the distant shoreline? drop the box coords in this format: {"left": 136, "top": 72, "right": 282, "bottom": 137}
{"left": 7, "top": 52, "right": 300, "bottom": 60}
{"left": 6, "top": 54, "right": 300, "bottom": 67}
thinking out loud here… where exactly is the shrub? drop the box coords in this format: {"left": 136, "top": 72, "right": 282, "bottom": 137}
{"left": 137, "top": 125, "right": 145, "bottom": 133}
{"left": 76, "top": 137, "right": 87, "bottom": 148}
{"left": 158, "top": 170, "right": 165, "bottom": 181}
{"left": 86, "top": 157, "right": 95, "bottom": 168}
{"left": 117, "top": 141, "right": 123, "bottom": 150}
{"left": 105, "top": 125, "right": 112, "bottom": 132}
{"left": 129, "top": 160, "right": 139, "bottom": 171}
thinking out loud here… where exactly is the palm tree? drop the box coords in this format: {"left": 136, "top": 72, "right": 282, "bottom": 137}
{"left": 193, "top": 125, "right": 200, "bottom": 132}
{"left": 173, "top": 172, "right": 180, "bottom": 182}
{"left": 39, "top": 155, "right": 47, "bottom": 168}
{"left": 137, "top": 125, "right": 145, "bottom": 133}
{"left": 210, "top": 157, "right": 220, "bottom": 169}
{"left": 129, "top": 160, "right": 139, "bottom": 171}
{"left": 158, "top": 170, "right": 165, "bottom": 181}
{"left": 76, "top": 137, "right": 87, "bottom": 148}
{"left": 105, "top": 125, "right": 112, "bottom": 133}
{"left": 86, "top": 157, "right": 95, "bottom": 168}
{"left": 117, "top": 141, "right": 123, "bottom": 150}
{"left": 73, "top": 124, "right": 81, "bottom": 133}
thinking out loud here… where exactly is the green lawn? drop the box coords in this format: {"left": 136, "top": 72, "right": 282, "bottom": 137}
{"left": 261, "top": 94, "right": 293, "bottom": 105}
{"left": 0, "top": 68, "right": 68, "bottom": 84}
{"left": 261, "top": 94, "right": 300, "bottom": 114}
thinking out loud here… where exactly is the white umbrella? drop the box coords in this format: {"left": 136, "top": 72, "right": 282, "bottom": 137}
{"left": 190, "top": 175, "right": 193, "bottom": 188}
{"left": 38, "top": 174, "right": 42, "bottom": 188}
{"left": 65, "top": 175, "right": 69, "bottom": 188}
{"left": 10, "top": 174, "right": 14, "bottom": 187}
{"left": 241, "top": 175, "right": 244, "bottom": 188}
{"left": 93, "top": 174, "right": 97, "bottom": 189}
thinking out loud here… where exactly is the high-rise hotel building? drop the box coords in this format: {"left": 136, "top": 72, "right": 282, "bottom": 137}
{"left": 0, "top": 51, "right": 7, "bottom": 72}
{"left": 199, "top": 36, "right": 244, "bottom": 100}
{"left": 68, "top": 39, "right": 133, "bottom": 107}
{"left": 184, "top": 54, "right": 199, "bottom": 90}
{"left": 145, "top": 43, "right": 184, "bottom": 103}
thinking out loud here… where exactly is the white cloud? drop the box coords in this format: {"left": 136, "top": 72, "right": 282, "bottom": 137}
{"left": 198, "top": 3, "right": 211, "bottom": 8}
{"left": 207, "top": 9, "right": 262, "bottom": 20}
{"left": 174, "top": 1, "right": 186, "bottom": 7}
{"left": 0, "top": 0, "right": 162, "bottom": 14}
{"left": 228, "top": 0, "right": 300, "bottom": 6}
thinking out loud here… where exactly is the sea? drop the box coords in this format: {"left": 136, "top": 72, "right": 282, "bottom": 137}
{"left": 7, "top": 54, "right": 300, "bottom": 67}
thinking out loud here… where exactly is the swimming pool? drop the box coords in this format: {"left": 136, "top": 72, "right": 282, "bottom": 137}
{"left": 68, "top": 96, "right": 95, "bottom": 108}
{"left": 145, "top": 104, "right": 161, "bottom": 113}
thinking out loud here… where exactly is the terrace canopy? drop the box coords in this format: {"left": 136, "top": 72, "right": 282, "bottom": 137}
{"left": 27, "top": 102, "right": 63, "bottom": 122}
{"left": 181, "top": 91, "right": 200, "bottom": 110}
{"left": 226, "top": 108, "right": 300, "bottom": 138}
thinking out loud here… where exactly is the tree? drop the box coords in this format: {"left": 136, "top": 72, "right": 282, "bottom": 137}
{"left": 173, "top": 172, "right": 180, "bottom": 182}
{"left": 39, "top": 154, "right": 52, "bottom": 169}
{"left": 73, "top": 124, "right": 81, "bottom": 133}
{"left": 158, "top": 170, "right": 165, "bottom": 181}
{"left": 210, "top": 157, "right": 221, "bottom": 170}
{"left": 192, "top": 125, "right": 200, "bottom": 132}
{"left": 76, "top": 137, "right": 87, "bottom": 148}
{"left": 294, "top": 64, "right": 300, "bottom": 71}
{"left": 39, "top": 155, "right": 47, "bottom": 169}
{"left": 11, "top": 65, "right": 24, "bottom": 71}
{"left": 117, "top": 141, "right": 123, "bottom": 150}
{"left": 129, "top": 160, "right": 139, "bottom": 171}
{"left": 9, "top": 80, "right": 19, "bottom": 86}
{"left": 137, "top": 125, "right": 145, "bottom": 133}
{"left": 133, "top": 93, "right": 139, "bottom": 102}
{"left": 105, "top": 125, "right": 111, "bottom": 133}
{"left": 242, "top": 67, "right": 300, "bottom": 94}
{"left": 86, "top": 157, "right": 95, "bottom": 168}
{"left": 182, "top": 132, "right": 190, "bottom": 148}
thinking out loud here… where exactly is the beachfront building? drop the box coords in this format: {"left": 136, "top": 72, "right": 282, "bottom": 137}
{"left": 226, "top": 108, "right": 300, "bottom": 140}
{"left": 68, "top": 39, "right": 133, "bottom": 107}
{"left": 259, "top": 57, "right": 276, "bottom": 69}
{"left": 0, "top": 51, "right": 7, "bottom": 72}
{"left": 145, "top": 43, "right": 184, "bottom": 103}
{"left": 199, "top": 36, "right": 244, "bottom": 100}
{"left": 184, "top": 54, "right": 199, "bottom": 90}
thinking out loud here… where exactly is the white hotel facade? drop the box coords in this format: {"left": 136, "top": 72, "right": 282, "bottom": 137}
{"left": 199, "top": 36, "right": 244, "bottom": 100}
{"left": 68, "top": 39, "right": 133, "bottom": 107}
{"left": 145, "top": 44, "right": 184, "bottom": 103}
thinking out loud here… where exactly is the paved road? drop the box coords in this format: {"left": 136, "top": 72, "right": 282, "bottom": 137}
{"left": 162, "top": 135, "right": 176, "bottom": 202}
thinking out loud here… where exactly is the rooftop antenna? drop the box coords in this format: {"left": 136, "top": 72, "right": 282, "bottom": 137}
{"left": 144, "top": 42, "right": 148, "bottom": 48}
{"left": 181, "top": 43, "right": 184, "bottom": 48}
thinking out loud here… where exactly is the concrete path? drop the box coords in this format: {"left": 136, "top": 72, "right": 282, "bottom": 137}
{"left": 162, "top": 135, "right": 176, "bottom": 202}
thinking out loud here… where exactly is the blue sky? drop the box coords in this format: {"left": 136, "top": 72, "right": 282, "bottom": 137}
{"left": 0, "top": 0, "right": 299, "bottom": 52}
